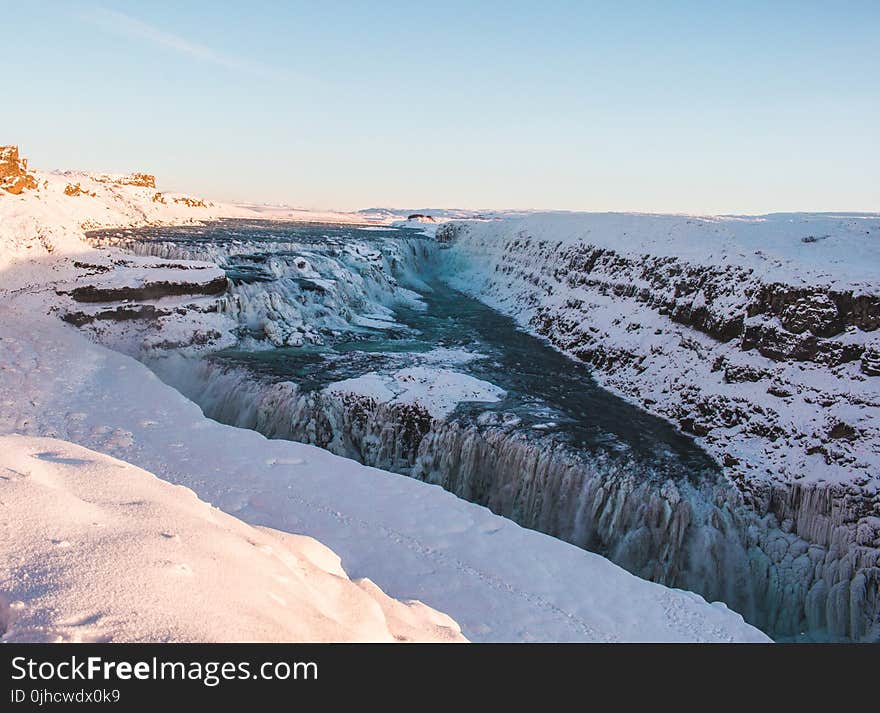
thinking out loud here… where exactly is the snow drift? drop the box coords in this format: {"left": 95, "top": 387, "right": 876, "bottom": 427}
{"left": 0, "top": 435, "right": 465, "bottom": 643}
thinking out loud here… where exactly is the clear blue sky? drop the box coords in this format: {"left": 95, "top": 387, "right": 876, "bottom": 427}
{"left": 5, "top": 1, "right": 879, "bottom": 213}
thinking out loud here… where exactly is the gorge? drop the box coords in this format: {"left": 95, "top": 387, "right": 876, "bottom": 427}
{"left": 74, "top": 216, "right": 880, "bottom": 642}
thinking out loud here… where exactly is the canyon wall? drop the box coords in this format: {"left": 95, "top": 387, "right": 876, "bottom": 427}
{"left": 438, "top": 215, "right": 880, "bottom": 640}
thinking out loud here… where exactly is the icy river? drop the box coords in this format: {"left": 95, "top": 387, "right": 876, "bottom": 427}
{"left": 94, "top": 220, "right": 876, "bottom": 641}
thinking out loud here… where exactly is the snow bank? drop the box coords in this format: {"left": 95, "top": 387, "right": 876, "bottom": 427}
{"left": 0, "top": 435, "right": 464, "bottom": 643}
{"left": 326, "top": 367, "right": 505, "bottom": 419}
{"left": 458, "top": 211, "right": 880, "bottom": 292}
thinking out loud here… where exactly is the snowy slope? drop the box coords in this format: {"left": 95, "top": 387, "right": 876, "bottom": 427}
{"left": 443, "top": 212, "right": 880, "bottom": 490}
{"left": 326, "top": 367, "right": 505, "bottom": 419}
{"left": 0, "top": 435, "right": 464, "bottom": 643}
{"left": 0, "top": 153, "right": 770, "bottom": 642}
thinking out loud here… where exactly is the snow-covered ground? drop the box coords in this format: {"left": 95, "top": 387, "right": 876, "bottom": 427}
{"left": 0, "top": 150, "right": 770, "bottom": 643}
{"left": 0, "top": 435, "right": 464, "bottom": 643}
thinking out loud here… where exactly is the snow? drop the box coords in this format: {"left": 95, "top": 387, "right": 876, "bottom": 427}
{"left": 70, "top": 254, "right": 226, "bottom": 291}
{"left": 0, "top": 156, "right": 772, "bottom": 643}
{"left": 325, "top": 367, "right": 505, "bottom": 419}
{"left": 460, "top": 211, "right": 880, "bottom": 293}
{"left": 0, "top": 435, "right": 464, "bottom": 643}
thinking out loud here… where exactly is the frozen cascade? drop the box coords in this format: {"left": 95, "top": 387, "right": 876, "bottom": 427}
{"left": 90, "top": 223, "right": 880, "bottom": 641}
{"left": 89, "top": 227, "right": 439, "bottom": 349}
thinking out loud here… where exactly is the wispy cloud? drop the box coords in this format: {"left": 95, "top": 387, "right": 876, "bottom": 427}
{"left": 84, "top": 7, "right": 279, "bottom": 78}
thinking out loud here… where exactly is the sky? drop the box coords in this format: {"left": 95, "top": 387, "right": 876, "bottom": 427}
{"left": 4, "top": 1, "right": 879, "bottom": 213}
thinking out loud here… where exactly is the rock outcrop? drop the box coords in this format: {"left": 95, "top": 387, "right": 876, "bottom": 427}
{"left": 63, "top": 182, "right": 97, "bottom": 198}
{"left": 93, "top": 172, "right": 157, "bottom": 188}
{"left": 0, "top": 146, "right": 38, "bottom": 195}
{"left": 173, "top": 196, "right": 208, "bottom": 208}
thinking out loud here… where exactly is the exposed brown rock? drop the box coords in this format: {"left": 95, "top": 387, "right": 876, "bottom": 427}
{"left": 126, "top": 173, "right": 156, "bottom": 188}
{"left": 173, "top": 196, "right": 208, "bottom": 208}
{"left": 0, "top": 145, "right": 38, "bottom": 195}
{"left": 63, "top": 182, "right": 96, "bottom": 198}
{"left": 94, "top": 173, "right": 157, "bottom": 188}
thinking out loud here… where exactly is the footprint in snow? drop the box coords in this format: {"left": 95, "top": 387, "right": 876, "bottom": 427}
{"left": 266, "top": 457, "right": 306, "bottom": 466}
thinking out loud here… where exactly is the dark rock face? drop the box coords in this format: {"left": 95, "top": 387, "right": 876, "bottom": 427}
{"left": 62, "top": 304, "right": 171, "bottom": 327}
{"left": 828, "top": 421, "right": 858, "bottom": 441}
{"left": 723, "top": 363, "right": 767, "bottom": 384}
{"left": 741, "top": 322, "right": 864, "bottom": 365}
{"left": 750, "top": 284, "right": 880, "bottom": 335}
{"left": 862, "top": 345, "right": 880, "bottom": 376}
{"left": 435, "top": 223, "right": 460, "bottom": 244}
{"left": 465, "top": 234, "right": 880, "bottom": 377}
{"left": 65, "top": 275, "right": 228, "bottom": 303}
{"left": 453, "top": 230, "right": 880, "bottom": 372}
{"left": 780, "top": 294, "right": 840, "bottom": 336}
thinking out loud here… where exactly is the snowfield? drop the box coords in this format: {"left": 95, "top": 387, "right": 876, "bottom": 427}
{"left": 0, "top": 435, "right": 464, "bottom": 643}
{"left": 0, "top": 152, "right": 773, "bottom": 642}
